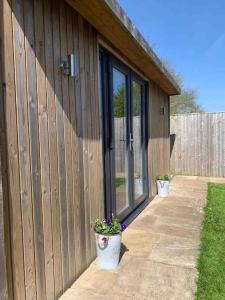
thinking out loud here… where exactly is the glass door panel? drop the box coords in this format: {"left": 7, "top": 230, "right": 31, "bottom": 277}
{"left": 132, "top": 81, "right": 144, "bottom": 201}
{"left": 113, "top": 68, "right": 129, "bottom": 215}
{"left": 100, "top": 47, "right": 148, "bottom": 221}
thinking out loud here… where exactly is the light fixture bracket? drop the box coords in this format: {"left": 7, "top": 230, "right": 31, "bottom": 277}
{"left": 60, "top": 54, "right": 77, "bottom": 77}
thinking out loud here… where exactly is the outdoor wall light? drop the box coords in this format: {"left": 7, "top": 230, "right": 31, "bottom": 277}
{"left": 160, "top": 107, "right": 166, "bottom": 115}
{"left": 60, "top": 54, "right": 77, "bottom": 77}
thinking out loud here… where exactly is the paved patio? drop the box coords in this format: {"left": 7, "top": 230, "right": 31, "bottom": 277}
{"left": 60, "top": 176, "right": 225, "bottom": 300}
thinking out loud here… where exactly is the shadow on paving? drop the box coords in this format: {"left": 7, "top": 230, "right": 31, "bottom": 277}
{"left": 60, "top": 175, "right": 225, "bottom": 300}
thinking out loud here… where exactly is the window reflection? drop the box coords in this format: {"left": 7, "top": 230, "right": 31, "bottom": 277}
{"left": 113, "top": 68, "right": 129, "bottom": 214}
{"left": 132, "top": 81, "right": 144, "bottom": 199}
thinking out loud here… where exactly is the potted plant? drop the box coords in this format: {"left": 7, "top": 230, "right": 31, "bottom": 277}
{"left": 92, "top": 216, "right": 126, "bottom": 270}
{"left": 156, "top": 175, "right": 170, "bottom": 197}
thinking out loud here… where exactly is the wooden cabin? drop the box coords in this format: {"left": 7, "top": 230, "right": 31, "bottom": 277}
{"left": 0, "top": 0, "right": 180, "bottom": 299}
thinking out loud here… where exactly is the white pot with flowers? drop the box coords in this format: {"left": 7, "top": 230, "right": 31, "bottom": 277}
{"left": 92, "top": 216, "right": 126, "bottom": 270}
{"left": 156, "top": 175, "right": 170, "bottom": 197}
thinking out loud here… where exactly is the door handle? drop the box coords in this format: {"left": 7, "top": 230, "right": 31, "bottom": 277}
{"left": 118, "top": 134, "right": 133, "bottom": 151}
{"left": 130, "top": 132, "right": 134, "bottom": 143}
{"left": 129, "top": 133, "right": 134, "bottom": 151}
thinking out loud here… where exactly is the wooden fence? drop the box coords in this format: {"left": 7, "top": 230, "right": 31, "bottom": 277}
{"left": 170, "top": 112, "right": 225, "bottom": 177}
{"left": 115, "top": 116, "right": 142, "bottom": 174}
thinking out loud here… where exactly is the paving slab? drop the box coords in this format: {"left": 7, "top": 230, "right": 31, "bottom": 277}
{"left": 120, "top": 228, "right": 159, "bottom": 258}
{"left": 148, "top": 234, "right": 199, "bottom": 267}
{"left": 59, "top": 176, "right": 216, "bottom": 300}
{"left": 66, "top": 256, "right": 197, "bottom": 300}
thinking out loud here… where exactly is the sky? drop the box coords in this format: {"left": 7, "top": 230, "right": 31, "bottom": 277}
{"left": 119, "top": 0, "right": 225, "bottom": 112}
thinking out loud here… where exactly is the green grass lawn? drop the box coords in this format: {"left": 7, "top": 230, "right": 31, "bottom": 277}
{"left": 196, "top": 183, "right": 225, "bottom": 300}
{"left": 115, "top": 177, "right": 125, "bottom": 187}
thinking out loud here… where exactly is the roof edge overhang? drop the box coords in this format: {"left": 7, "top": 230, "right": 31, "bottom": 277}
{"left": 66, "top": 0, "right": 181, "bottom": 96}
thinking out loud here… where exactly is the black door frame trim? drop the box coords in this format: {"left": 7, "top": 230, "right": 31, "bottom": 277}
{"left": 99, "top": 46, "right": 149, "bottom": 222}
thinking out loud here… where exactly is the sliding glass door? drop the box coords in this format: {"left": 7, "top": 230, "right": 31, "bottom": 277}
{"left": 100, "top": 48, "right": 148, "bottom": 221}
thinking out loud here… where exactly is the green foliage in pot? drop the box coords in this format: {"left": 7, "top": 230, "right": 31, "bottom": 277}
{"left": 156, "top": 175, "right": 170, "bottom": 181}
{"left": 92, "top": 217, "right": 126, "bottom": 235}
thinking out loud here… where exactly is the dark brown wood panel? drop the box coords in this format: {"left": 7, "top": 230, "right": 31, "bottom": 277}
{"left": 0, "top": 2, "right": 13, "bottom": 297}
{"left": 0, "top": 0, "right": 104, "bottom": 298}
{"left": 0, "top": 0, "right": 171, "bottom": 298}
{"left": 12, "top": 0, "right": 37, "bottom": 298}
{"left": 66, "top": 4, "right": 76, "bottom": 284}
{"left": 148, "top": 82, "right": 170, "bottom": 196}
{"left": 1, "top": 0, "right": 26, "bottom": 299}
{"left": 44, "top": 0, "right": 63, "bottom": 297}
{"left": 0, "top": 154, "right": 9, "bottom": 300}
{"left": 52, "top": 0, "right": 68, "bottom": 295}
{"left": 71, "top": 12, "right": 84, "bottom": 278}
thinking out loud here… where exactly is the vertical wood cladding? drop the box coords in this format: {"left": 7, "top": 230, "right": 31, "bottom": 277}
{"left": 0, "top": 0, "right": 170, "bottom": 299}
{"left": 148, "top": 82, "right": 170, "bottom": 196}
{"left": 1, "top": 0, "right": 104, "bottom": 299}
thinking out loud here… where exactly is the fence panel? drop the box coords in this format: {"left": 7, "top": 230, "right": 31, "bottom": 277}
{"left": 115, "top": 116, "right": 141, "bottom": 174}
{"left": 170, "top": 112, "right": 225, "bottom": 177}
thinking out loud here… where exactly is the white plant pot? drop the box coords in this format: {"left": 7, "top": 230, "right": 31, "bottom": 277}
{"left": 95, "top": 233, "right": 121, "bottom": 270}
{"left": 157, "top": 180, "right": 169, "bottom": 197}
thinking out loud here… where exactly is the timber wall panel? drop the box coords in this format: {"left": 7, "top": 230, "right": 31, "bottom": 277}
{"left": 0, "top": 60, "right": 7, "bottom": 300}
{"left": 0, "top": 152, "right": 10, "bottom": 300}
{"left": 1, "top": 0, "right": 26, "bottom": 299}
{"left": 170, "top": 112, "right": 225, "bottom": 177}
{"left": 12, "top": 0, "right": 37, "bottom": 299}
{"left": 148, "top": 82, "right": 170, "bottom": 196}
{"left": 0, "top": 162, "right": 7, "bottom": 300}
{"left": 0, "top": 0, "right": 170, "bottom": 298}
{"left": 0, "top": 0, "right": 104, "bottom": 299}
{"left": 0, "top": 2, "right": 14, "bottom": 296}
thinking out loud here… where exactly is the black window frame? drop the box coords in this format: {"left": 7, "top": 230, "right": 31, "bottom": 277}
{"left": 99, "top": 47, "right": 149, "bottom": 222}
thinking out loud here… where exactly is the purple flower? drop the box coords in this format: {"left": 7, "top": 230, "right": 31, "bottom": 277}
{"left": 121, "top": 224, "right": 126, "bottom": 231}
{"left": 105, "top": 217, "right": 111, "bottom": 225}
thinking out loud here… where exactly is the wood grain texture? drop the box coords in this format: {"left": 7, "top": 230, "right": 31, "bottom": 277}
{"left": 12, "top": 0, "right": 37, "bottom": 298}
{"left": 0, "top": 0, "right": 170, "bottom": 298}
{"left": 148, "top": 82, "right": 170, "bottom": 196}
{"left": 1, "top": 0, "right": 26, "bottom": 299}
{"left": 34, "top": 0, "right": 55, "bottom": 298}
{"left": 24, "top": 0, "right": 46, "bottom": 298}
{"left": 66, "top": 4, "right": 76, "bottom": 285}
{"left": 0, "top": 154, "right": 8, "bottom": 300}
{"left": 71, "top": 12, "right": 84, "bottom": 278}
{"left": 0, "top": 2, "right": 13, "bottom": 296}
{"left": 45, "top": 0, "right": 63, "bottom": 297}
{"left": 1, "top": 0, "right": 104, "bottom": 298}
{"left": 170, "top": 112, "right": 225, "bottom": 177}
